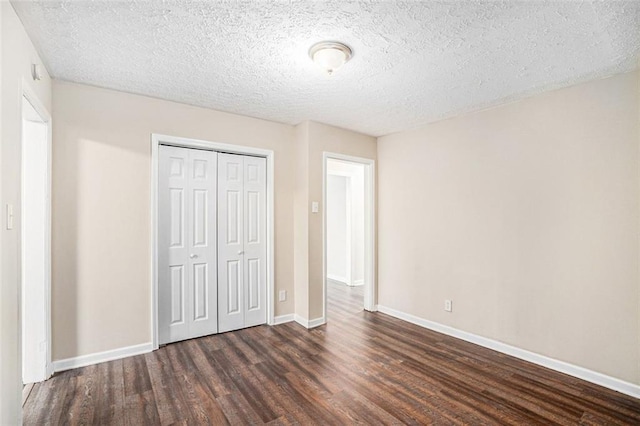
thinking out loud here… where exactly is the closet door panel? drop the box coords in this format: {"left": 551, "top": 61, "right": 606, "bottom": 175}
{"left": 187, "top": 150, "right": 218, "bottom": 338}
{"left": 218, "top": 153, "right": 245, "bottom": 333}
{"left": 158, "top": 146, "right": 190, "bottom": 344}
{"left": 159, "top": 146, "right": 218, "bottom": 344}
{"left": 243, "top": 156, "right": 267, "bottom": 327}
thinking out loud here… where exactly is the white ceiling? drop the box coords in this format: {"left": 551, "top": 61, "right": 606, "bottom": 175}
{"left": 12, "top": 1, "right": 640, "bottom": 137}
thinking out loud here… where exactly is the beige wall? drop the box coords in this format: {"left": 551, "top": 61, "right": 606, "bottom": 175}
{"left": 52, "top": 84, "right": 376, "bottom": 360}
{"left": 52, "top": 81, "right": 296, "bottom": 360}
{"left": 0, "top": 2, "right": 52, "bottom": 423}
{"left": 293, "top": 122, "right": 310, "bottom": 319}
{"left": 295, "top": 121, "right": 377, "bottom": 320}
{"left": 378, "top": 71, "right": 640, "bottom": 384}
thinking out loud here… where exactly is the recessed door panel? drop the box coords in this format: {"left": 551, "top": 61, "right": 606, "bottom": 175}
{"left": 227, "top": 260, "right": 240, "bottom": 314}
{"left": 247, "top": 164, "right": 258, "bottom": 182}
{"left": 247, "top": 258, "right": 260, "bottom": 310}
{"left": 193, "top": 263, "right": 208, "bottom": 321}
{"left": 193, "top": 189, "right": 207, "bottom": 247}
{"left": 169, "top": 189, "right": 184, "bottom": 248}
{"left": 170, "top": 157, "right": 184, "bottom": 177}
{"left": 193, "top": 159, "right": 207, "bottom": 179}
{"left": 227, "top": 163, "right": 240, "bottom": 181}
{"left": 170, "top": 265, "right": 184, "bottom": 324}
{"left": 247, "top": 191, "right": 259, "bottom": 244}
{"left": 227, "top": 191, "right": 240, "bottom": 244}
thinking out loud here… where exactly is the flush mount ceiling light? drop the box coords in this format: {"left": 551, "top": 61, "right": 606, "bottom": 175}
{"left": 309, "top": 41, "right": 353, "bottom": 75}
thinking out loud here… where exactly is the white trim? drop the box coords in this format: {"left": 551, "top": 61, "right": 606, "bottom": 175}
{"left": 273, "top": 314, "right": 295, "bottom": 325}
{"left": 322, "top": 153, "right": 376, "bottom": 320}
{"left": 294, "top": 315, "right": 308, "bottom": 328}
{"left": 326, "top": 168, "right": 358, "bottom": 178}
{"left": 376, "top": 305, "right": 640, "bottom": 399}
{"left": 52, "top": 343, "right": 153, "bottom": 373}
{"left": 294, "top": 315, "right": 306, "bottom": 327}
{"left": 351, "top": 279, "right": 364, "bottom": 287}
{"left": 345, "top": 175, "right": 352, "bottom": 286}
{"left": 21, "top": 81, "right": 53, "bottom": 381}
{"left": 294, "top": 315, "right": 326, "bottom": 329}
{"left": 151, "top": 139, "right": 159, "bottom": 349}
{"left": 308, "top": 317, "right": 326, "bottom": 328}
{"left": 151, "top": 133, "right": 276, "bottom": 350}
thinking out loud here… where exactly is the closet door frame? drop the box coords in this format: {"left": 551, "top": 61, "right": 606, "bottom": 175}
{"left": 150, "top": 133, "right": 275, "bottom": 350}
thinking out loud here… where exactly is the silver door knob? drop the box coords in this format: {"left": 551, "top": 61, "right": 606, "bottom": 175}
{"left": 190, "top": 254, "right": 198, "bottom": 259}
{"left": 237, "top": 251, "right": 244, "bottom": 255}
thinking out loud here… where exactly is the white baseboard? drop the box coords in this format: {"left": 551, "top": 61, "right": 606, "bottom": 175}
{"left": 273, "top": 314, "right": 295, "bottom": 325}
{"left": 308, "top": 317, "right": 326, "bottom": 328}
{"left": 294, "top": 315, "right": 326, "bottom": 329}
{"left": 52, "top": 342, "right": 153, "bottom": 373}
{"left": 376, "top": 305, "right": 640, "bottom": 400}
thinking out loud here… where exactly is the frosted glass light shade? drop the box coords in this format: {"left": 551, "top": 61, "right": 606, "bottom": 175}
{"left": 309, "top": 42, "right": 353, "bottom": 75}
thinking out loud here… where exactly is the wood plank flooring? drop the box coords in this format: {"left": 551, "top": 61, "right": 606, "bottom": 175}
{"left": 24, "top": 281, "right": 640, "bottom": 425}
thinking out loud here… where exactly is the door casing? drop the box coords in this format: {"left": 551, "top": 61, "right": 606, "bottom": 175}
{"left": 322, "top": 152, "right": 377, "bottom": 319}
{"left": 151, "top": 134, "right": 275, "bottom": 350}
{"left": 21, "top": 83, "right": 53, "bottom": 383}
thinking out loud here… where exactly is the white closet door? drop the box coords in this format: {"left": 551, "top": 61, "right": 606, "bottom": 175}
{"left": 243, "top": 155, "right": 267, "bottom": 327}
{"left": 158, "top": 146, "right": 218, "bottom": 344}
{"left": 218, "top": 154, "right": 245, "bottom": 332}
{"left": 218, "top": 153, "right": 266, "bottom": 332}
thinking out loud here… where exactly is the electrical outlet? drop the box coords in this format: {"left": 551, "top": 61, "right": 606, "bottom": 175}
{"left": 444, "top": 299, "right": 452, "bottom": 312}
{"left": 279, "top": 290, "right": 287, "bottom": 302}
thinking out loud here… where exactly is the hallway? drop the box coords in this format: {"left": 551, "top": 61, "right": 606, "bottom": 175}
{"left": 326, "top": 279, "right": 364, "bottom": 321}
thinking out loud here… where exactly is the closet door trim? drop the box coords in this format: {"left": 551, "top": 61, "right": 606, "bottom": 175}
{"left": 151, "top": 134, "right": 275, "bottom": 350}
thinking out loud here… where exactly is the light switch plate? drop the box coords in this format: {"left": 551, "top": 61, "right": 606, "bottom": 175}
{"left": 6, "top": 204, "right": 14, "bottom": 230}
{"left": 279, "top": 290, "right": 286, "bottom": 302}
{"left": 311, "top": 202, "right": 319, "bottom": 213}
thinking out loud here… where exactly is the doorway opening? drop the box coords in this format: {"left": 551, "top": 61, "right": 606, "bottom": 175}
{"left": 21, "top": 92, "right": 52, "bottom": 385}
{"left": 323, "top": 153, "right": 375, "bottom": 321}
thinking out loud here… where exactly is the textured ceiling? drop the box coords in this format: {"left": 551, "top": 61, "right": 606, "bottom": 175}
{"left": 12, "top": 0, "right": 640, "bottom": 136}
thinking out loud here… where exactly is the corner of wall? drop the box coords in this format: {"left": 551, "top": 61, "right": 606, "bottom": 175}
{"left": 293, "top": 121, "right": 310, "bottom": 320}
{"left": 1, "top": 2, "right": 52, "bottom": 423}
{"left": 292, "top": 120, "right": 377, "bottom": 322}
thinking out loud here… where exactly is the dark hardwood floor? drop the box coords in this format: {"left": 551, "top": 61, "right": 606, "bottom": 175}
{"left": 24, "top": 281, "right": 640, "bottom": 425}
